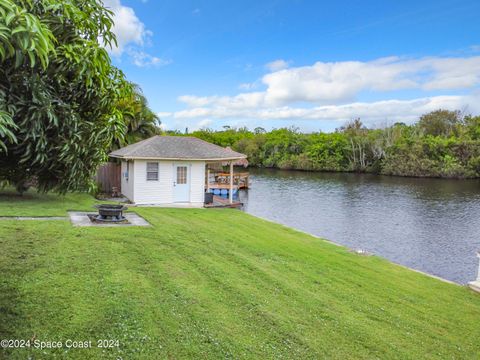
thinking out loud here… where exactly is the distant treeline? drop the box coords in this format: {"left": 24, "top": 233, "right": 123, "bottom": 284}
{"left": 168, "top": 110, "right": 480, "bottom": 178}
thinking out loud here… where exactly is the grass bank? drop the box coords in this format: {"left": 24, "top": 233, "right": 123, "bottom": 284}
{"left": 0, "top": 191, "right": 479, "bottom": 359}
{"left": 0, "top": 188, "right": 102, "bottom": 216}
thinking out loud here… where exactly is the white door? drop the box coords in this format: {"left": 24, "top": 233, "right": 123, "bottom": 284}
{"left": 173, "top": 164, "right": 190, "bottom": 202}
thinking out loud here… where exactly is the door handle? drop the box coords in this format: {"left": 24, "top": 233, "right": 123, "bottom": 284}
{"left": 173, "top": 181, "right": 176, "bottom": 186}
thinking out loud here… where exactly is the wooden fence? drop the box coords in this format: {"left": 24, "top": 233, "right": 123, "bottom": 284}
{"left": 96, "top": 162, "right": 121, "bottom": 193}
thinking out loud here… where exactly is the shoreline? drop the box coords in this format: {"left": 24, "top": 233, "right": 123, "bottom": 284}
{"left": 247, "top": 166, "right": 480, "bottom": 181}
{"left": 244, "top": 211, "right": 460, "bottom": 286}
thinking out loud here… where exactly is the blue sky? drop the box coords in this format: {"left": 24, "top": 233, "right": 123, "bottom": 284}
{"left": 105, "top": 0, "right": 480, "bottom": 132}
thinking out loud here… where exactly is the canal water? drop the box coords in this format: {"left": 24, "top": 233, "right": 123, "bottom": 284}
{"left": 238, "top": 168, "right": 480, "bottom": 284}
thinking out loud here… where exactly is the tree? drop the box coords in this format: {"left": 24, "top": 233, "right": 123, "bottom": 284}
{"left": 417, "top": 109, "right": 461, "bottom": 137}
{"left": 254, "top": 127, "right": 266, "bottom": 134}
{"left": 0, "top": 0, "right": 132, "bottom": 193}
{"left": 464, "top": 115, "right": 480, "bottom": 140}
{"left": 339, "top": 118, "right": 371, "bottom": 170}
{"left": 177, "top": 110, "right": 480, "bottom": 179}
{"left": 113, "top": 84, "right": 161, "bottom": 149}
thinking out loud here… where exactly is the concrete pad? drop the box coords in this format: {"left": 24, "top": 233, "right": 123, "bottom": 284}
{"left": 131, "top": 203, "right": 204, "bottom": 208}
{"left": 68, "top": 212, "right": 150, "bottom": 227}
{"left": 468, "top": 281, "right": 480, "bottom": 293}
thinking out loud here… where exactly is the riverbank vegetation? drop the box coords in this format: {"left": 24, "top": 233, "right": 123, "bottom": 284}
{"left": 1, "top": 191, "right": 480, "bottom": 358}
{"left": 183, "top": 110, "right": 480, "bottom": 178}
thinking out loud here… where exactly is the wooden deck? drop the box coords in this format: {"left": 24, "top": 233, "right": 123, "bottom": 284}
{"left": 204, "top": 195, "right": 243, "bottom": 208}
{"left": 207, "top": 183, "right": 240, "bottom": 190}
{"left": 207, "top": 171, "right": 249, "bottom": 191}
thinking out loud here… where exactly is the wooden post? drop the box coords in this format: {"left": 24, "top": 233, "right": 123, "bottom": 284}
{"left": 229, "top": 161, "right": 233, "bottom": 204}
{"left": 468, "top": 252, "right": 480, "bottom": 293}
{"left": 206, "top": 166, "right": 210, "bottom": 192}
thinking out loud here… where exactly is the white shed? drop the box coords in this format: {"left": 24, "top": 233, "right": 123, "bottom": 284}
{"left": 109, "top": 136, "right": 247, "bottom": 207}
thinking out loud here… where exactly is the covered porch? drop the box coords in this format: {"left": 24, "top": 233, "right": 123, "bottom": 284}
{"left": 205, "top": 157, "right": 249, "bottom": 205}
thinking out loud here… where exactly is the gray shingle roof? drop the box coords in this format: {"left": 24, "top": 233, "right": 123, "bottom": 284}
{"left": 109, "top": 136, "right": 247, "bottom": 161}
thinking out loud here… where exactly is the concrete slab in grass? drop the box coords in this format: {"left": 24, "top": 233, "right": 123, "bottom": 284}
{"left": 68, "top": 212, "right": 150, "bottom": 227}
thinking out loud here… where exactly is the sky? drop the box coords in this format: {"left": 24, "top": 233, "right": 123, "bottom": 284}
{"left": 104, "top": 0, "right": 480, "bottom": 132}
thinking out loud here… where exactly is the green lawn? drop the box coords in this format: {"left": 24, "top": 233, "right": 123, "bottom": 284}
{"left": 1, "top": 192, "right": 480, "bottom": 359}
{"left": 0, "top": 188, "right": 104, "bottom": 216}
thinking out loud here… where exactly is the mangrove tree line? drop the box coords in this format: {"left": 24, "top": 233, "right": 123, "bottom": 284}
{"left": 183, "top": 110, "right": 480, "bottom": 178}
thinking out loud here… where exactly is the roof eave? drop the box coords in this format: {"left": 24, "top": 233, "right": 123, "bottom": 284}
{"left": 109, "top": 154, "right": 247, "bottom": 162}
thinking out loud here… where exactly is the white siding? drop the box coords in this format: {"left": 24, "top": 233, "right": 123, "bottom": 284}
{"left": 133, "top": 160, "right": 173, "bottom": 204}
{"left": 120, "top": 160, "right": 134, "bottom": 201}
{"left": 130, "top": 160, "right": 206, "bottom": 206}
{"left": 189, "top": 161, "right": 206, "bottom": 204}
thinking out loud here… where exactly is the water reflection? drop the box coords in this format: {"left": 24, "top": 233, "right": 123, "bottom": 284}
{"left": 238, "top": 168, "right": 480, "bottom": 284}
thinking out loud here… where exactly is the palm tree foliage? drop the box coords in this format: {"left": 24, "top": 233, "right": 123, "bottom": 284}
{"left": 0, "top": 0, "right": 133, "bottom": 193}
{"left": 113, "top": 84, "right": 161, "bottom": 149}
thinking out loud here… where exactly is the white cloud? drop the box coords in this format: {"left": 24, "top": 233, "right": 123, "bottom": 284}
{"left": 170, "top": 54, "right": 480, "bottom": 128}
{"left": 179, "top": 92, "right": 265, "bottom": 109}
{"left": 178, "top": 95, "right": 214, "bottom": 107}
{"left": 261, "top": 56, "right": 480, "bottom": 105}
{"left": 175, "top": 55, "right": 480, "bottom": 119}
{"left": 239, "top": 82, "right": 258, "bottom": 90}
{"left": 157, "top": 112, "right": 173, "bottom": 118}
{"left": 173, "top": 94, "right": 480, "bottom": 124}
{"left": 265, "top": 59, "right": 290, "bottom": 72}
{"left": 197, "top": 119, "right": 213, "bottom": 128}
{"left": 170, "top": 118, "right": 214, "bottom": 132}
{"left": 128, "top": 49, "right": 171, "bottom": 67}
{"left": 102, "top": 0, "right": 169, "bottom": 68}
{"left": 103, "top": 0, "right": 148, "bottom": 56}
{"left": 471, "top": 45, "right": 480, "bottom": 52}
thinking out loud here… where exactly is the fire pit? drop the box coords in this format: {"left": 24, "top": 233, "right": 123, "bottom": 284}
{"left": 93, "top": 204, "right": 127, "bottom": 222}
